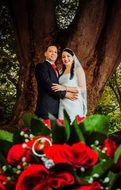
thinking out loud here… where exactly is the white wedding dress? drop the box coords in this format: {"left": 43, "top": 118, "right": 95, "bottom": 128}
{"left": 58, "top": 66, "right": 87, "bottom": 123}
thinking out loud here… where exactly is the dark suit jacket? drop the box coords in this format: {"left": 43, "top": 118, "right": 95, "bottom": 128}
{"left": 35, "top": 60, "right": 66, "bottom": 119}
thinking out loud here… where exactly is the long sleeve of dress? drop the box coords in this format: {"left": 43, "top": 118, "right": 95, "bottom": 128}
{"left": 76, "top": 66, "right": 87, "bottom": 115}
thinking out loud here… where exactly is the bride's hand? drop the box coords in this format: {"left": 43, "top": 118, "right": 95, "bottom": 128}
{"left": 65, "top": 92, "right": 78, "bottom": 100}
{"left": 51, "top": 83, "right": 66, "bottom": 91}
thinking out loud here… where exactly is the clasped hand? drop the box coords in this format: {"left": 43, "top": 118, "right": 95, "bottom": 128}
{"left": 51, "top": 83, "right": 78, "bottom": 101}
{"left": 51, "top": 83, "right": 66, "bottom": 91}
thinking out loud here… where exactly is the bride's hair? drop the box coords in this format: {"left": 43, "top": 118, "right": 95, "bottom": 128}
{"left": 62, "top": 48, "right": 74, "bottom": 79}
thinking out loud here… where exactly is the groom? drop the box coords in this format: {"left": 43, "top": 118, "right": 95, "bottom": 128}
{"left": 35, "top": 45, "right": 76, "bottom": 120}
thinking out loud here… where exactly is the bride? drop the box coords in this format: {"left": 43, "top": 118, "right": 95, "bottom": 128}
{"left": 51, "top": 48, "right": 87, "bottom": 123}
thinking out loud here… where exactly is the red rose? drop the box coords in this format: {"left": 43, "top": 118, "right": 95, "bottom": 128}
{"left": 16, "top": 164, "right": 74, "bottom": 190}
{"left": 44, "top": 142, "right": 98, "bottom": 169}
{"left": 76, "top": 182, "right": 102, "bottom": 190}
{"left": 48, "top": 171, "right": 74, "bottom": 189}
{"left": 0, "top": 175, "right": 15, "bottom": 190}
{"left": 7, "top": 144, "right": 31, "bottom": 166}
{"left": 71, "top": 142, "right": 98, "bottom": 168}
{"left": 116, "top": 157, "right": 121, "bottom": 169}
{"left": 0, "top": 182, "right": 6, "bottom": 190}
{"left": 56, "top": 116, "right": 85, "bottom": 126}
{"left": 44, "top": 144, "right": 73, "bottom": 164}
{"left": 101, "top": 138, "right": 117, "bottom": 159}
{"left": 100, "top": 138, "right": 121, "bottom": 169}
{"left": 0, "top": 175, "right": 7, "bottom": 190}
{"left": 7, "top": 136, "right": 52, "bottom": 166}
{"left": 26, "top": 136, "right": 52, "bottom": 149}
{"left": 56, "top": 118, "right": 64, "bottom": 125}
{"left": 25, "top": 136, "right": 42, "bottom": 148}
{"left": 16, "top": 164, "right": 49, "bottom": 190}
{"left": 0, "top": 176, "right": 7, "bottom": 182}
{"left": 42, "top": 119, "right": 51, "bottom": 129}
{"left": 76, "top": 115, "right": 85, "bottom": 124}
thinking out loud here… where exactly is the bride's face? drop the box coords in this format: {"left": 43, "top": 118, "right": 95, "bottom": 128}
{"left": 62, "top": 51, "right": 73, "bottom": 66}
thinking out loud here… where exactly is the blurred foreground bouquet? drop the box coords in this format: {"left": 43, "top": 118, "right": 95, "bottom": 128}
{"left": 0, "top": 113, "right": 121, "bottom": 190}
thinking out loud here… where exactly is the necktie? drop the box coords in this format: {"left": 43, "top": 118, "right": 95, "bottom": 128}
{"left": 52, "top": 63, "right": 58, "bottom": 75}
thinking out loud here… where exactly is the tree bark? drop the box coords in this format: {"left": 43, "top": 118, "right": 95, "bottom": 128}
{"left": 57, "top": 0, "right": 121, "bottom": 113}
{"left": 5, "top": 0, "right": 121, "bottom": 126}
{"left": 7, "top": 0, "right": 57, "bottom": 125}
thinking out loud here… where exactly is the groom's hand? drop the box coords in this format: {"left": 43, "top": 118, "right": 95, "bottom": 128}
{"left": 65, "top": 92, "right": 78, "bottom": 100}
{"left": 51, "top": 83, "right": 66, "bottom": 91}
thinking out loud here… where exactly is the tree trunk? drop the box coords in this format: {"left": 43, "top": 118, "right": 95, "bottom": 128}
{"left": 57, "top": 0, "right": 121, "bottom": 113}
{"left": 6, "top": 0, "right": 121, "bottom": 126}
{"left": 7, "top": 0, "right": 57, "bottom": 125}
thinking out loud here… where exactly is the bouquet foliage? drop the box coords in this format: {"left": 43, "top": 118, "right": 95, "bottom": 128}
{"left": 0, "top": 113, "right": 121, "bottom": 190}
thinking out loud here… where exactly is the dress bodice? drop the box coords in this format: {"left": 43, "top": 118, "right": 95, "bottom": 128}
{"left": 58, "top": 72, "right": 86, "bottom": 123}
{"left": 59, "top": 73, "right": 78, "bottom": 87}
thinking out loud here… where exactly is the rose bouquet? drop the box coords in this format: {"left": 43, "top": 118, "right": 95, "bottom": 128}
{"left": 0, "top": 113, "right": 121, "bottom": 190}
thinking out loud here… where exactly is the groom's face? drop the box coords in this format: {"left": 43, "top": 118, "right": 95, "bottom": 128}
{"left": 44, "top": 46, "right": 58, "bottom": 62}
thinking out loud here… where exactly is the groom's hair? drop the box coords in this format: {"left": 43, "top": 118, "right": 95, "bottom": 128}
{"left": 44, "top": 44, "right": 60, "bottom": 53}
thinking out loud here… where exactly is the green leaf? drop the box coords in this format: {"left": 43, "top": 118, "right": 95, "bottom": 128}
{"left": 51, "top": 121, "right": 68, "bottom": 144}
{"left": 114, "top": 144, "right": 121, "bottom": 164}
{"left": 63, "top": 110, "right": 71, "bottom": 140}
{"left": 50, "top": 112, "right": 70, "bottom": 144}
{"left": 83, "top": 114, "right": 109, "bottom": 134}
{"left": 13, "top": 130, "right": 25, "bottom": 144}
{"left": 69, "top": 119, "right": 85, "bottom": 144}
{"left": 95, "top": 146, "right": 110, "bottom": 160}
{"left": 107, "top": 171, "right": 119, "bottom": 190}
{"left": 22, "top": 112, "right": 36, "bottom": 127}
{"left": 84, "top": 159, "right": 113, "bottom": 179}
{"left": 30, "top": 118, "right": 50, "bottom": 136}
{"left": 22, "top": 112, "right": 50, "bottom": 136}
{"left": 0, "top": 129, "right": 13, "bottom": 155}
{"left": 0, "top": 140, "right": 13, "bottom": 156}
{"left": 83, "top": 114, "right": 109, "bottom": 144}
{"left": 0, "top": 152, "right": 6, "bottom": 165}
{"left": 0, "top": 129, "right": 13, "bottom": 142}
